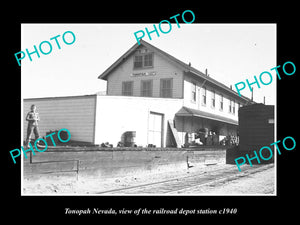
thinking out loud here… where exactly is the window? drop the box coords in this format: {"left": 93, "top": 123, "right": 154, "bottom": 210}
{"left": 202, "top": 87, "right": 207, "bottom": 105}
{"left": 211, "top": 90, "right": 215, "bottom": 108}
{"left": 220, "top": 94, "right": 223, "bottom": 111}
{"left": 133, "top": 53, "right": 153, "bottom": 69}
{"left": 133, "top": 55, "right": 143, "bottom": 68}
{"left": 160, "top": 78, "right": 173, "bottom": 98}
{"left": 144, "top": 53, "right": 153, "bottom": 67}
{"left": 229, "top": 99, "right": 235, "bottom": 113}
{"left": 191, "top": 82, "right": 196, "bottom": 102}
{"left": 122, "top": 81, "right": 133, "bottom": 96}
{"left": 232, "top": 100, "right": 236, "bottom": 114}
{"left": 141, "top": 80, "right": 153, "bottom": 97}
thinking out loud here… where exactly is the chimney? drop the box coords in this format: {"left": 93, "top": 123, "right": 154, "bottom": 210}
{"left": 263, "top": 96, "right": 266, "bottom": 104}
{"left": 205, "top": 68, "right": 208, "bottom": 76}
{"left": 230, "top": 85, "right": 232, "bottom": 89}
{"left": 188, "top": 62, "right": 191, "bottom": 67}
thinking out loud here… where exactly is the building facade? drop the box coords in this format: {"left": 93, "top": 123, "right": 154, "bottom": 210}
{"left": 23, "top": 95, "right": 183, "bottom": 147}
{"left": 98, "top": 40, "right": 253, "bottom": 147}
{"left": 23, "top": 40, "right": 253, "bottom": 148}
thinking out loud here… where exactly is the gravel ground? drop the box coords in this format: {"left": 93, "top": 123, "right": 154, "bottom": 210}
{"left": 22, "top": 163, "right": 275, "bottom": 195}
{"left": 174, "top": 166, "right": 275, "bottom": 195}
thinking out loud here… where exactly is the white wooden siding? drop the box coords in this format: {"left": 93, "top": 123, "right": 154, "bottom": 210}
{"left": 106, "top": 45, "right": 184, "bottom": 98}
{"left": 183, "top": 75, "right": 245, "bottom": 122}
{"left": 23, "top": 95, "right": 96, "bottom": 143}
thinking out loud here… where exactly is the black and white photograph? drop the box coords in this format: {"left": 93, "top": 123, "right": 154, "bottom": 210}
{"left": 4, "top": 6, "right": 298, "bottom": 220}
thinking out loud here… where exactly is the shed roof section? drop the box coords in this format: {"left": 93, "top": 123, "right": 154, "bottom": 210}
{"left": 176, "top": 106, "right": 238, "bottom": 126}
{"left": 98, "top": 39, "right": 252, "bottom": 103}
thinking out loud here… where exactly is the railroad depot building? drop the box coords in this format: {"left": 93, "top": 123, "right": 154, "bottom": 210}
{"left": 23, "top": 40, "right": 253, "bottom": 148}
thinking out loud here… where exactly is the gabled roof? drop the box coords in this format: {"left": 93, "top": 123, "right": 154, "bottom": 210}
{"left": 98, "top": 39, "right": 253, "bottom": 103}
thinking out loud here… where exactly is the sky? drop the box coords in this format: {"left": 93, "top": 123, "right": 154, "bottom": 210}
{"left": 21, "top": 23, "right": 276, "bottom": 105}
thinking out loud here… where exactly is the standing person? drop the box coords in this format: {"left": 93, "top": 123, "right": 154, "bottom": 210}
{"left": 25, "top": 104, "right": 40, "bottom": 147}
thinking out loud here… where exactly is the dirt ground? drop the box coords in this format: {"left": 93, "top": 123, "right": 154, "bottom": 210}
{"left": 22, "top": 164, "right": 275, "bottom": 195}
{"left": 174, "top": 166, "right": 275, "bottom": 195}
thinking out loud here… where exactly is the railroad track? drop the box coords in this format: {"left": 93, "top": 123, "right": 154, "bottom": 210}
{"left": 96, "top": 163, "right": 274, "bottom": 195}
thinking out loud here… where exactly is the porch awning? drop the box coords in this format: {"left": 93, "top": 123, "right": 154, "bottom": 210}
{"left": 175, "top": 106, "right": 238, "bottom": 125}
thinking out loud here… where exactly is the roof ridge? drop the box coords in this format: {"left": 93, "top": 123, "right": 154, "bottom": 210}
{"left": 98, "top": 39, "right": 253, "bottom": 103}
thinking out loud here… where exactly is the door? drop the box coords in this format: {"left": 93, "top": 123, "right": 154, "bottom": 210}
{"left": 148, "top": 112, "right": 164, "bottom": 147}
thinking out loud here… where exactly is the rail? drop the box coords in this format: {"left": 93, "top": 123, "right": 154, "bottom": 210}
{"left": 96, "top": 164, "right": 274, "bottom": 195}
